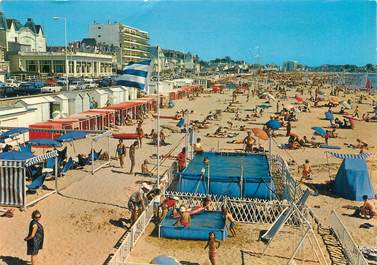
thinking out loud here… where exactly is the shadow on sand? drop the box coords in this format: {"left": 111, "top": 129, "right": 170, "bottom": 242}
{"left": 0, "top": 256, "right": 28, "bottom": 265}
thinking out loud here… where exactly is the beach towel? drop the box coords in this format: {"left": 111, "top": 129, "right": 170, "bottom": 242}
{"left": 319, "top": 145, "right": 341, "bottom": 150}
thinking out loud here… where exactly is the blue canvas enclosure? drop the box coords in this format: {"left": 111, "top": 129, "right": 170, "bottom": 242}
{"left": 178, "top": 152, "right": 275, "bottom": 199}
{"left": 333, "top": 158, "right": 374, "bottom": 201}
{"left": 159, "top": 210, "right": 227, "bottom": 241}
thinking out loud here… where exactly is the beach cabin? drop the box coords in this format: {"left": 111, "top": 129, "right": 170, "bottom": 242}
{"left": 52, "top": 94, "right": 69, "bottom": 117}
{"left": 107, "top": 87, "right": 123, "bottom": 104}
{"left": 129, "top": 88, "right": 138, "bottom": 100}
{"left": 119, "top": 86, "right": 130, "bottom": 102}
{"left": 0, "top": 106, "right": 37, "bottom": 128}
{"left": 87, "top": 89, "right": 108, "bottom": 108}
{"left": 29, "top": 121, "right": 63, "bottom": 140}
{"left": 16, "top": 96, "right": 55, "bottom": 123}
{"left": 62, "top": 92, "right": 90, "bottom": 115}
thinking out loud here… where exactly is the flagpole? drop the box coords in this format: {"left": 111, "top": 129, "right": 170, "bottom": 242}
{"left": 156, "top": 46, "right": 161, "bottom": 187}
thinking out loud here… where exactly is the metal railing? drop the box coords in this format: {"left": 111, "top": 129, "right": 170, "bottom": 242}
{"left": 329, "top": 210, "right": 368, "bottom": 265}
{"left": 107, "top": 163, "right": 177, "bottom": 265}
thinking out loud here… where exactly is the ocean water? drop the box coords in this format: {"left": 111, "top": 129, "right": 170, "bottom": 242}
{"left": 341, "top": 73, "right": 377, "bottom": 89}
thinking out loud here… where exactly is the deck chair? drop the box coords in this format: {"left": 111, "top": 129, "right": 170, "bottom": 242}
{"left": 57, "top": 147, "right": 67, "bottom": 165}
{"left": 61, "top": 158, "right": 74, "bottom": 173}
{"left": 261, "top": 189, "right": 310, "bottom": 244}
{"left": 27, "top": 174, "right": 47, "bottom": 191}
{"left": 46, "top": 157, "right": 55, "bottom": 169}
{"left": 19, "top": 144, "right": 32, "bottom": 153}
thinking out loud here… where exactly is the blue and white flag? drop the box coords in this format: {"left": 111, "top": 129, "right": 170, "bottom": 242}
{"left": 116, "top": 60, "right": 152, "bottom": 92}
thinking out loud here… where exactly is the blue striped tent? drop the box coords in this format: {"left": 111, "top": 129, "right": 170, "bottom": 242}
{"left": 0, "top": 151, "right": 58, "bottom": 207}
{"left": 326, "top": 151, "right": 374, "bottom": 160}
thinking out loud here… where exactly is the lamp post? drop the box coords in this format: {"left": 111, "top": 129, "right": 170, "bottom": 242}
{"left": 53, "top": 16, "right": 69, "bottom": 91}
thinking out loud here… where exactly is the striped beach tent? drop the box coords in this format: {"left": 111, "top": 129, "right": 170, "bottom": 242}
{"left": 325, "top": 151, "right": 374, "bottom": 160}
{"left": 0, "top": 151, "right": 58, "bottom": 207}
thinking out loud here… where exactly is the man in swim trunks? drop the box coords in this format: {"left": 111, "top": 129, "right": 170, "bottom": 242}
{"left": 361, "top": 195, "right": 377, "bottom": 219}
{"left": 302, "top": 159, "right": 312, "bottom": 181}
{"left": 243, "top": 131, "right": 255, "bottom": 152}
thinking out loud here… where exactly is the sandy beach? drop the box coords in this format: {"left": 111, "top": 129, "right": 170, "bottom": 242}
{"left": 1, "top": 73, "right": 377, "bottom": 265}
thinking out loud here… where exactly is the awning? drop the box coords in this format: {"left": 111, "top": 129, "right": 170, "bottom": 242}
{"left": 56, "top": 131, "right": 87, "bottom": 142}
{"left": 0, "top": 151, "right": 34, "bottom": 161}
{"left": 28, "top": 139, "right": 62, "bottom": 147}
{"left": 325, "top": 151, "right": 374, "bottom": 160}
{"left": 0, "top": 128, "right": 29, "bottom": 142}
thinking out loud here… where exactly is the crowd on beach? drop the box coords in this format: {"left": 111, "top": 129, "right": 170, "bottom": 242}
{"left": 3, "top": 71, "right": 377, "bottom": 265}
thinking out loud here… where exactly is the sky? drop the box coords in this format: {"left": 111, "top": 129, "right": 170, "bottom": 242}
{"left": 0, "top": 0, "right": 376, "bottom": 66}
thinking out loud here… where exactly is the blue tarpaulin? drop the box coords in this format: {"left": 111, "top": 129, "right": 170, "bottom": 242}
{"left": 333, "top": 158, "right": 374, "bottom": 201}
{"left": 160, "top": 210, "right": 227, "bottom": 241}
{"left": 179, "top": 152, "right": 275, "bottom": 199}
{"left": 0, "top": 151, "right": 34, "bottom": 160}
{"left": 28, "top": 139, "right": 62, "bottom": 147}
{"left": 56, "top": 131, "right": 87, "bottom": 142}
{"left": 0, "top": 128, "right": 29, "bottom": 142}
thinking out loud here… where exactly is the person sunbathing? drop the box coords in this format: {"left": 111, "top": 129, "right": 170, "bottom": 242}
{"left": 0, "top": 208, "right": 14, "bottom": 218}
{"left": 361, "top": 195, "right": 377, "bottom": 219}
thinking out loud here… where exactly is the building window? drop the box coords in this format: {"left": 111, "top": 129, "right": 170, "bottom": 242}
{"left": 98, "top": 35, "right": 101, "bottom": 38}
{"left": 53, "top": 60, "right": 65, "bottom": 73}
{"left": 40, "top": 60, "right": 52, "bottom": 73}
{"left": 26, "top": 60, "right": 37, "bottom": 72}
{"left": 98, "top": 26, "right": 101, "bottom": 29}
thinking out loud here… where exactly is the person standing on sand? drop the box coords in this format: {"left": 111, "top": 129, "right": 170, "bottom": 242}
{"left": 243, "top": 131, "right": 255, "bottom": 152}
{"left": 276, "top": 100, "right": 280, "bottom": 113}
{"left": 302, "top": 160, "right": 312, "bottom": 181}
{"left": 129, "top": 141, "right": 138, "bottom": 174}
{"left": 286, "top": 121, "right": 291, "bottom": 137}
{"left": 354, "top": 105, "right": 360, "bottom": 118}
{"left": 136, "top": 122, "right": 144, "bottom": 148}
{"left": 116, "top": 139, "right": 126, "bottom": 168}
{"left": 204, "top": 232, "right": 221, "bottom": 265}
{"left": 177, "top": 147, "right": 187, "bottom": 171}
{"left": 24, "top": 210, "right": 44, "bottom": 265}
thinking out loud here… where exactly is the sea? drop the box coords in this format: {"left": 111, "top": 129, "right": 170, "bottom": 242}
{"left": 340, "top": 73, "right": 377, "bottom": 89}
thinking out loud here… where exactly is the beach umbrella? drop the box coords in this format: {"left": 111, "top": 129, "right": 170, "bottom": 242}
{"left": 28, "top": 139, "right": 62, "bottom": 148}
{"left": 151, "top": 255, "right": 181, "bottom": 265}
{"left": 266, "top": 120, "right": 281, "bottom": 130}
{"left": 312, "top": 127, "right": 326, "bottom": 137}
{"left": 295, "top": 95, "right": 304, "bottom": 103}
{"left": 329, "top": 96, "right": 339, "bottom": 104}
{"left": 325, "top": 111, "right": 334, "bottom": 121}
{"left": 251, "top": 128, "right": 269, "bottom": 140}
{"left": 258, "top": 104, "right": 272, "bottom": 109}
{"left": 341, "top": 101, "right": 352, "bottom": 109}
{"left": 262, "top": 92, "right": 276, "bottom": 102}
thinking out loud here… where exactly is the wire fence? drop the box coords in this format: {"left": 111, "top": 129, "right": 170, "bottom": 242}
{"left": 329, "top": 210, "right": 369, "bottom": 265}
{"left": 165, "top": 190, "right": 308, "bottom": 225}
{"left": 267, "top": 154, "right": 304, "bottom": 202}
{"left": 107, "top": 163, "right": 177, "bottom": 265}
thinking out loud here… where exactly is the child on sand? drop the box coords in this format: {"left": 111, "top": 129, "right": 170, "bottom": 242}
{"left": 302, "top": 159, "right": 312, "bottom": 181}
{"left": 204, "top": 232, "right": 221, "bottom": 265}
{"left": 222, "top": 206, "right": 236, "bottom": 237}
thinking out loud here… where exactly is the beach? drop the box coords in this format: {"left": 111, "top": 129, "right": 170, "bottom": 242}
{"left": 1, "top": 73, "right": 377, "bottom": 265}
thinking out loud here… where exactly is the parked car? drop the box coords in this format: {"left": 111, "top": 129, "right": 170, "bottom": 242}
{"left": 41, "top": 86, "right": 62, "bottom": 93}
{"left": 5, "top": 79, "right": 19, "bottom": 88}
{"left": 16, "top": 82, "right": 42, "bottom": 95}
{"left": 45, "top": 78, "right": 58, "bottom": 86}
